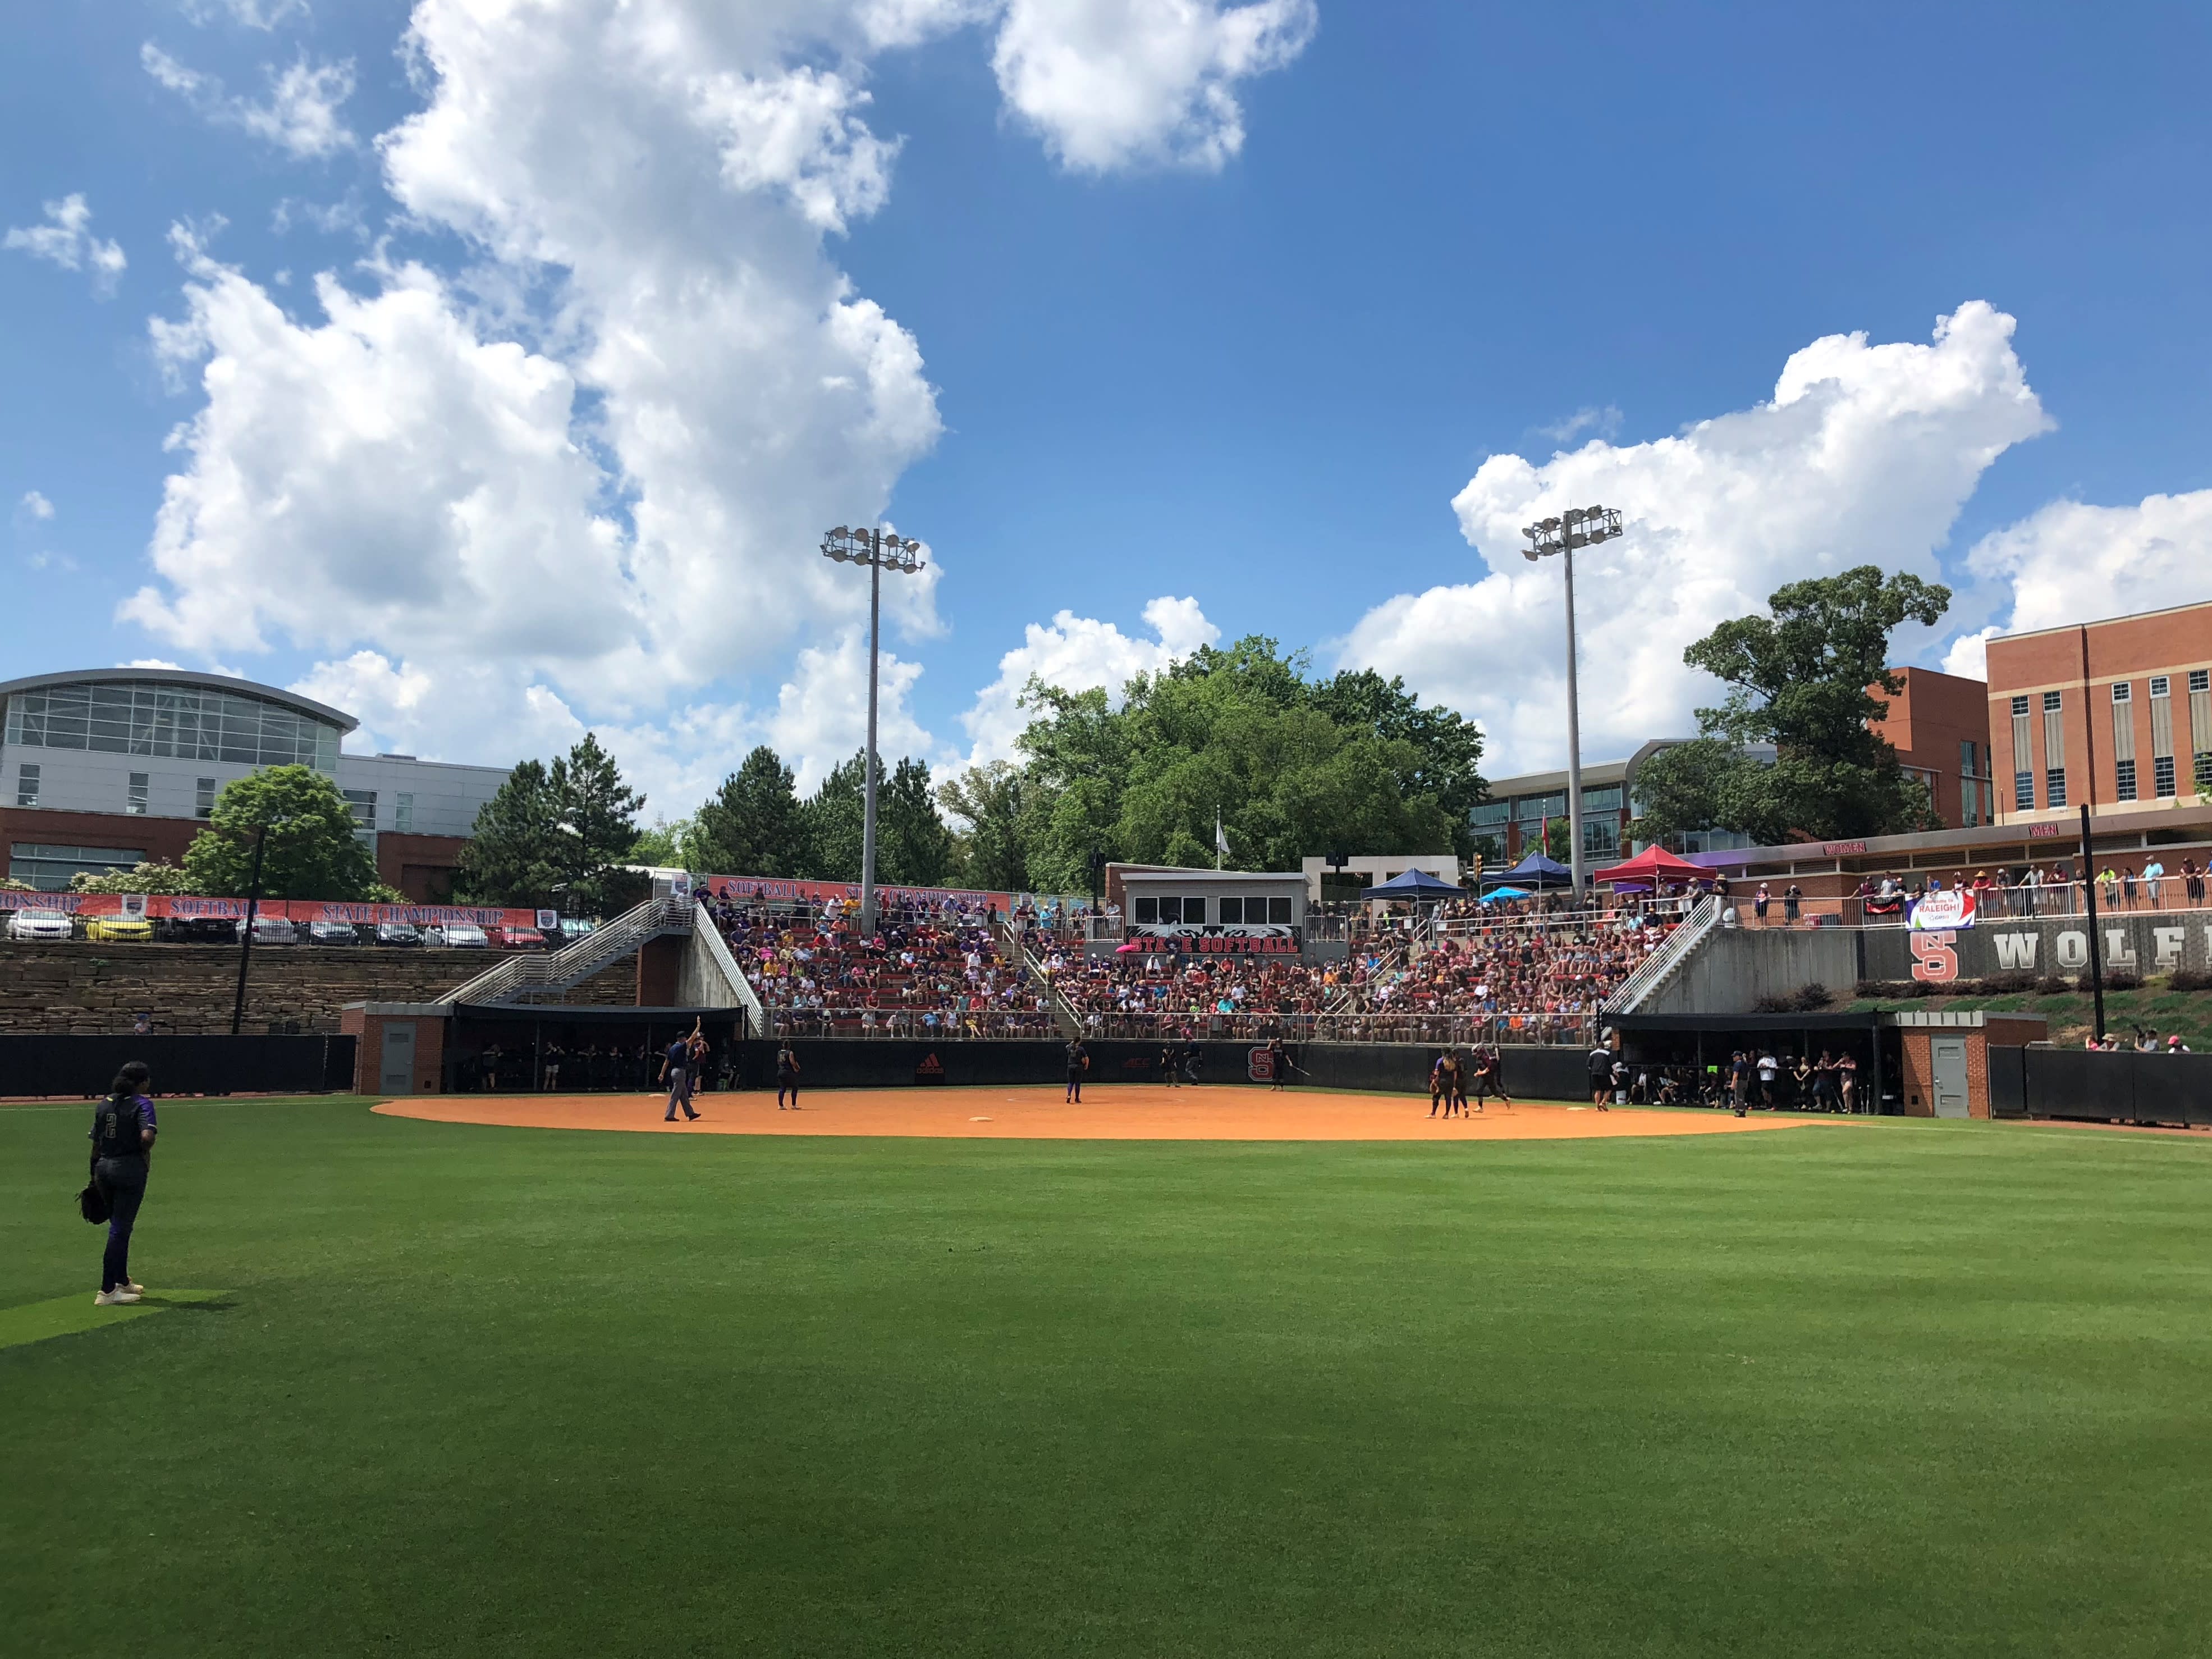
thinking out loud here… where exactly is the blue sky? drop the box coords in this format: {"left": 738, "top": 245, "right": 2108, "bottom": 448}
{"left": 6, "top": 1, "right": 2210, "bottom": 814}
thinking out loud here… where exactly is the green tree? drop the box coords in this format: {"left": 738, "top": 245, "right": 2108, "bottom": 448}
{"left": 70, "top": 860, "right": 196, "bottom": 895}
{"left": 1631, "top": 566, "right": 1952, "bottom": 845}
{"left": 937, "top": 761, "right": 1030, "bottom": 893}
{"left": 878, "top": 757, "right": 955, "bottom": 886}
{"left": 456, "top": 759, "right": 565, "bottom": 908}
{"left": 458, "top": 736, "right": 647, "bottom": 914}
{"left": 1007, "top": 636, "right": 1478, "bottom": 884}
{"left": 796, "top": 753, "right": 867, "bottom": 881}
{"left": 181, "top": 765, "right": 383, "bottom": 899}
{"left": 548, "top": 733, "right": 647, "bottom": 916}
{"left": 629, "top": 816, "right": 694, "bottom": 869}
{"left": 690, "top": 746, "right": 803, "bottom": 876}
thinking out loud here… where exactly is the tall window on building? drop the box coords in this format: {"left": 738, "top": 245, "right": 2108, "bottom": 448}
{"left": 2192, "top": 669, "right": 2212, "bottom": 793}
{"left": 1958, "top": 739, "right": 1991, "bottom": 827}
{"left": 195, "top": 777, "right": 217, "bottom": 819}
{"left": 2149, "top": 675, "right": 2176, "bottom": 798}
{"left": 395, "top": 792, "right": 414, "bottom": 833}
{"left": 127, "top": 772, "right": 150, "bottom": 815}
{"left": 2041, "top": 691, "right": 2066, "bottom": 808}
{"left": 342, "top": 789, "right": 377, "bottom": 835}
{"left": 16, "top": 763, "right": 39, "bottom": 808}
{"left": 2011, "top": 694, "right": 2034, "bottom": 810}
{"left": 2109, "top": 682, "right": 2136, "bottom": 801}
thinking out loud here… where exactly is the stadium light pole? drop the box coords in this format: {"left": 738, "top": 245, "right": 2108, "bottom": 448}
{"left": 820, "top": 524, "right": 928, "bottom": 936}
{"left": 1522, "top": 506, "right": 1623, "bottom": 897}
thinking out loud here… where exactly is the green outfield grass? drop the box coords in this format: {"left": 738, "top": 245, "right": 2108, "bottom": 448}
{"left": 5, "top": 1095, "right": 2211, "bottom": 1657}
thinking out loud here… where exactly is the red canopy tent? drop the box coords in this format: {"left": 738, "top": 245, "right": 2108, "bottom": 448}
{"left": 1588, "top": 845, "right": 1710, "bottom": 887}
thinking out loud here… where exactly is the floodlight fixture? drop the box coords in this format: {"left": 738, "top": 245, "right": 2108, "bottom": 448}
{"left": 1517, "top": 504, "right": 1629, "bottom": 898}
{"left": 819, "top": 524, "right": 931, "bottom": 935}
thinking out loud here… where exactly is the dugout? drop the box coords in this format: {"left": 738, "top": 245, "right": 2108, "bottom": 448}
{"left": 1609, "top": 1012, "right": 1900, "bottom": 1113}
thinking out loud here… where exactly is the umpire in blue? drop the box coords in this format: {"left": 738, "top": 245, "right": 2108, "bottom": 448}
{"left": 90, "top": 1060, "right": 157, "bottom": 1305}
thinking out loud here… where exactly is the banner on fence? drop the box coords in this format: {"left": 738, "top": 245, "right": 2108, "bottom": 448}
{"left": 0, "top": 889, "right": 544, "bottom": 927}
{"left": 1908, "top": 889, "right": 1978, "bottom": 930}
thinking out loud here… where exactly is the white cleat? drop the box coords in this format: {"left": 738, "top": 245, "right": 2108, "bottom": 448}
{"left": 94, "top": 1288, "right": 141, "bottom": 1306}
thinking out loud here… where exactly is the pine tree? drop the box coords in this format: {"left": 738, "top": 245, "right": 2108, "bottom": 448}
{"left": 691, "top": 746, "right": 803, "bottom": 876}
{"left": 879, "top": 756, "right": 955, "bottom": 886}
{"left": 455, "top": 760, "right": 564, "bottom": 908}
{"left": 549, "top": 733, "right": 646, "bottom": 915}
{"left": 796, "top": 753, "right": 867, "bottom": 882}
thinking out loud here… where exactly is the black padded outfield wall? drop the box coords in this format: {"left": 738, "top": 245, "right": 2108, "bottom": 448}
{"left": 0, "top": 1034, "right": 356, "bottom": 1098}
{"left": 725, "top": 1039, "right": 1594, "bottom": 1100}
{"left": 1992, "top": 1046, "right": 2212, "bottom": 1127}
{"left": 1861, "top": 914, "right": 2212, "bottom": 982}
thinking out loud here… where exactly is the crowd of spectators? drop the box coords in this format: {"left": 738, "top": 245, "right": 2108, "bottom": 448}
{"left": 708, "top": 892, "right": 1056, "bottom": 1038}
{"left": 1057, "top": 902, "right": 1680, "bottom": 1046}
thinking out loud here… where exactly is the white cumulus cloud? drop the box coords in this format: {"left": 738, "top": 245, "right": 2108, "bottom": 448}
{"left": 142, "top": 43, "right": 356, "bottom": 158}
{"left": 992, "top": 0, "right": 1316, "bottom": 172}
{"left": 122, "top": 0, "right": 1308, "bottom": 811}
{"left": 1939, "top": 491, "right": 2212, "bottom": 678}
{"left": 19, "top": 490, "right": 57, "bottom": 523}
{"left": 958, "top": 595, "right": 1218, "bottom": 766}
{"left": 1337, "top": 302, "right": 2052, "bottom": 778}
{"left": 4, "top": 194, "right": 127, "bottom": 296}
{"left": 767, "top": 628, "right": 935, "bottom": 792}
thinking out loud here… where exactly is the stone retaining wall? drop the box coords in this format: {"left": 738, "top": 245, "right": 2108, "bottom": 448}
{"left": 0, "top": 942, "right": 636, "bottom": 1034}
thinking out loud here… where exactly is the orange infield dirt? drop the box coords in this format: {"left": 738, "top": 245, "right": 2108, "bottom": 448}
{"left": 372, "top": 1085, "right": 1820, "bottom": 1143}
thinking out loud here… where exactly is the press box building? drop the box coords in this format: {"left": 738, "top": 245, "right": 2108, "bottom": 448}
{"left": 0, "top": 668, "right": 512, "bottom": 898}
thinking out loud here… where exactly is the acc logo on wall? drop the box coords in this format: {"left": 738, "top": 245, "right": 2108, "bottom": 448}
{"left": 1909, "top": 889, "right": 1977, "bottom": 930}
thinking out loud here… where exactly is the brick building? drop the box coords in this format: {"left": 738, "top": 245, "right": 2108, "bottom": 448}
{"left": 1867, "top": 666, "right": 1996, "bottom": 830}
{"left": 1985, "top": 600, "right": 2212, "bottom": 824}
{"left": 1, "top": 668, "right": 511, "bottom": 899}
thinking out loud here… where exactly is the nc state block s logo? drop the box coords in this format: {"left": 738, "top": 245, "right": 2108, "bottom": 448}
{"left": 1910, "top": 931, "right": 1958, "bottom": 982}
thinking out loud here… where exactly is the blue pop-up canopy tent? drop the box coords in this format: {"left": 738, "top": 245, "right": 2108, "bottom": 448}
{"left": 1359, "top": 867, "right": 1464, "bottom": 901}
{"left": 1486, "top": 851, "right": 1573, "bottom": 889}
{"left": 1478, "top": 885, "right": 1533, "bottom": 903}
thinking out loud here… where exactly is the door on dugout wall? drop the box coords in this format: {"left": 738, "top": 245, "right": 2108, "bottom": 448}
{"left": 1931, "top": 1037, "right": 1969, "bottom": 1118}
{"left": 380, "top": 1022, "right": 416, "bottom": 1095}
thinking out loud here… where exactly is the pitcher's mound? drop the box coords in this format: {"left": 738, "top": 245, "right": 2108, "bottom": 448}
{"left": 373, "top": 1085, "right": 1820, "bottom": 1143}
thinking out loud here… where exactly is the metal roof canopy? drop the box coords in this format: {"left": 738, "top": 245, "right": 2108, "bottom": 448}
{"left": 0, "top": 666, "right": 359, "bottom": 734}
{"left": 1606, "top": 1011, "right": 1883, "bottom": 1031}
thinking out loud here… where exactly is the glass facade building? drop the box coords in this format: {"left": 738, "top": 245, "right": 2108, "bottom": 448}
{"left": 2, "top": 679, "right": 342, "bottom": 771}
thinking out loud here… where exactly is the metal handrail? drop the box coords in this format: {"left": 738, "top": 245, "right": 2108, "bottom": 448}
{"left": 1601, "top": 894, "right": 1720, "bottom": 1014}
{"left": 441, "top": 896, "right": 692, "bottom": 1004}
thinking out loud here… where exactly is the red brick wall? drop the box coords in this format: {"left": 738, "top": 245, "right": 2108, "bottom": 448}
{"left": 1898, "top": 1029, "right": 1994, "bottom": 1119}
{"left": 1868, "top": 667, "right": 1993, "bottom": 830}
{"left": 340, "top": 1006, "right": 447, "bottom": 1096}
{"left": 1985, "top": 602, "right": 2212, "bottom": 819}
{"left": 1, "top": 805, "right": 201, "bottom": 868}
{"left": 373, "top": 833, "right": 471, "bottom": 902}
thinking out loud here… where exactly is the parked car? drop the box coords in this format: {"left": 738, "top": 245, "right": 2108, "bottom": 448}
{"left": 234, "top": 915, "right": 298, "bottom": 945}
{"left": 375, "top": 920, "right": 422, "bottom": 947}
{"left": 7, "top": 910, "right": 75, "bottom": 943}
{"left": 488, "top": 925, "right": 546, "bottom": 950}
{"left": 435, "top": 921, "right": 490, "bottom": 948}
{"left": 160, "top": 915, "right": 241, "bottom": 944}
{"left": 83, "top": 916, "right": 154, "bottom": 942}
{"left": 308, "top": 919, "right": 364, "bottom": 945}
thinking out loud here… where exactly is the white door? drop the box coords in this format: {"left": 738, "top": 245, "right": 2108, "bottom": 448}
{"left": 1931, "top": 1037, "right": 1970, "bottom": 1118}
{"left": 380, "top": 1022, "right": 417, "bottom": 1094}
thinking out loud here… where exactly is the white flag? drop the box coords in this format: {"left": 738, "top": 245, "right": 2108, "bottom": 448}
{"left": 1215, "top": 812, "right": 1230, "bottom": 858}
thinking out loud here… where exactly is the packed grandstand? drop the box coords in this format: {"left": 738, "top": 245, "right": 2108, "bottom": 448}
{"left": 697, "top": 882, "right": 1687, "bottom": 1046}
